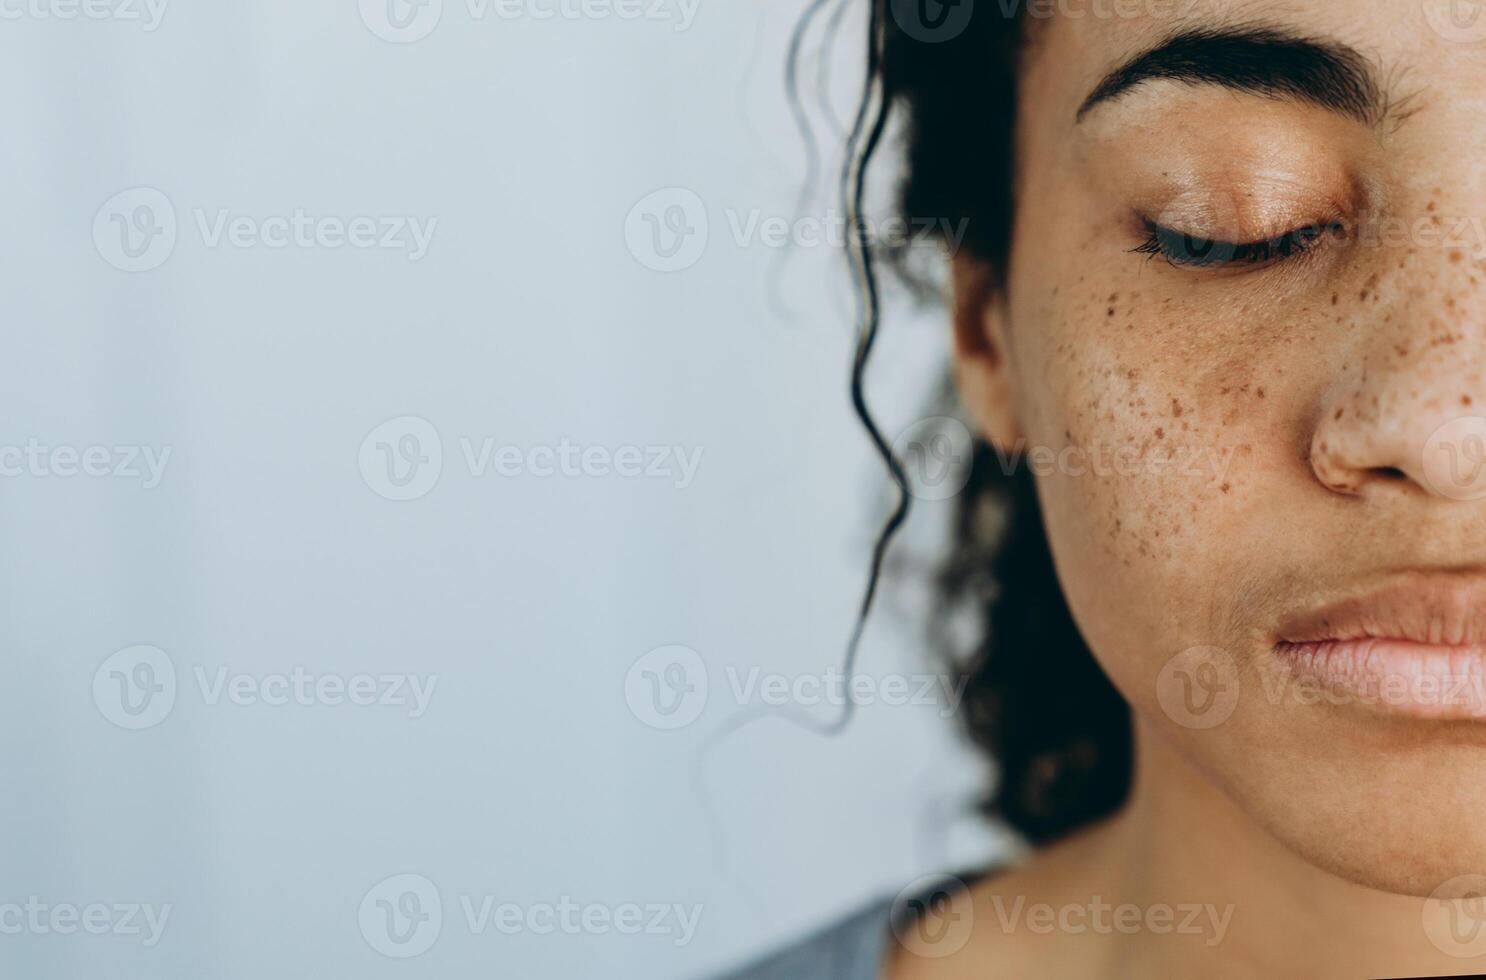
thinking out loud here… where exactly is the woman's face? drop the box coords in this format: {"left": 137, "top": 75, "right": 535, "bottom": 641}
{"left": 959, "top": 3, "right": 1486, "bottom": 896}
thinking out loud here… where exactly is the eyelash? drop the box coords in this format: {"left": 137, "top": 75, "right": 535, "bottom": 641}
{"left": 1132, "top": 219, "right": 1339, "bottom": 269}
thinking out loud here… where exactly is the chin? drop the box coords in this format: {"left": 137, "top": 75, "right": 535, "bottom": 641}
{"left": 1202, "top": 704, "right": 1486, "bottom": 897}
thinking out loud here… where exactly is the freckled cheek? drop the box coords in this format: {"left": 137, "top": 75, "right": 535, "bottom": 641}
{"left": 1015, "top": 331, "right": 1262, "bottom": 650}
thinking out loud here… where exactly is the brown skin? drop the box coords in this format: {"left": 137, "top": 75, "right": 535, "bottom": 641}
{"left": 893, "top": 4, "right": 1486, "bottom": 978}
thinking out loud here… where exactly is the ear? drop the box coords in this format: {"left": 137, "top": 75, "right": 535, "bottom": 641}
{"left": 949, "top": 253, "right": 1022, "bottom": 451}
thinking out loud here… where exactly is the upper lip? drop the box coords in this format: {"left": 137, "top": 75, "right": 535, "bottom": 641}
{"left": 1276, "top": 573, "right": 1486, "bottom": 647}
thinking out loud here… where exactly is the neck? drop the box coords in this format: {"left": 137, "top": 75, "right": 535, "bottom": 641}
{"left": 1088, "top": 719, "right": 1475, "bottom": 978}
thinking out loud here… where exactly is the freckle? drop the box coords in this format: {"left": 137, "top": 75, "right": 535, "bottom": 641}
{"left": 1107, "top": 307, "right": 1116, "bottom": 317}
{"left": 1334, "top": 408, "right": 1344, "bottom": 420}
{"left": 1172, "top": 398, "right": 1183, "bottom": 417}
{"left": 1464, "top": 395, "right": 1474, "bottom": 406}
{"left": 1359, "top": 290, "right": 1369, "bottom": 301}
{"left": 1428, "top": 201, "right": 1437, "bottom": 212}
{"left": 1257, "top": 387, "right": 1265, "bottom": 398}
{"left": 1221, "top": 483, "right": 1231, "bottom": 494}
{"left": 1155, "top": 427, "right": 1164, "bottom": 439}
{"left": 1451, "top": 250, "right": 1464, "bottom": 264}
{"left": 1331, "top": 293, "right": 1339, "bottom": 306}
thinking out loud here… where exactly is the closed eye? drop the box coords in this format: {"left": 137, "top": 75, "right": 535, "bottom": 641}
{"left": 1132, "top": 219, "right": 1341, "bottom": 269}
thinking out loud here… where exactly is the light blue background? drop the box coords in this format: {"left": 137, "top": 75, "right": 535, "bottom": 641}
{"left": 0, "top": 1, "right": 1001, "bottom": 976}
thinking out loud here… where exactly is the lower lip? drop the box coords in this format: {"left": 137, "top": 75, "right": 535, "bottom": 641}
{"left": 1273, "top": 638, "right": 1486, "bottom": 720}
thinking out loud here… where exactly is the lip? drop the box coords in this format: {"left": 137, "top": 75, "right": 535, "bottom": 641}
{"left": 1273, "top": 575, "right": 1486, "bottom": 720}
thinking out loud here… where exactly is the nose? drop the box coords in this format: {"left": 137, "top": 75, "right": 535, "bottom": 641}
{"left": 1309, "top": 270, "right": 1486, "bottom": 501}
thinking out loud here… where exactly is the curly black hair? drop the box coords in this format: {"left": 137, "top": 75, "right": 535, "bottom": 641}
{"left": 823, "top": 0, "right": 1132, "bottom": 847}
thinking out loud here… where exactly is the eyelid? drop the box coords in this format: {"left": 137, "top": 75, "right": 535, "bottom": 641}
{"left": 1131, "top": 164, "right": 1363, "bottom": 247}
{"left": 1133, "top": 217, "right": 1342, "bottom": 270}
{"left": 1141, "top": 194, "right": 1347, "bottom": 247}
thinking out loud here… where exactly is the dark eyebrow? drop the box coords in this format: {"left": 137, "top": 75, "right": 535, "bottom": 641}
{"left": 1076, "top": 26, "right": 1384, "bottom": 125}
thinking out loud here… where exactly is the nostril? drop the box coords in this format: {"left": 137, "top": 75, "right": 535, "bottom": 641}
{"left": 1374, "top": 466, "right": 1409, "bottom": 481}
